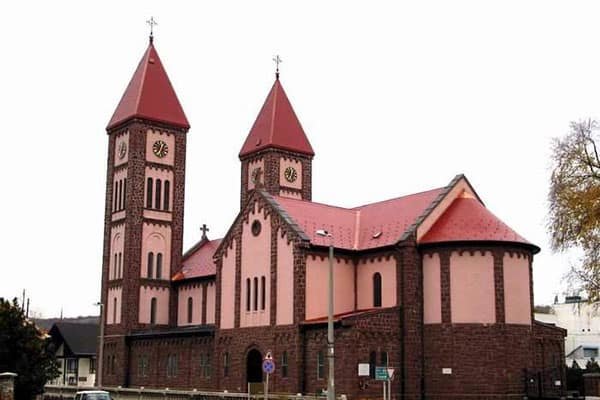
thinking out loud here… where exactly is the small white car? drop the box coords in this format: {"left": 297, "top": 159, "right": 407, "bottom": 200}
{"left": 74, "top": 390, "right": 112, "bottom": 400}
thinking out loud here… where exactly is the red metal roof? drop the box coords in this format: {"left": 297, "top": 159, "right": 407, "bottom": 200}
{"left": 302, "top": 308, "right": 377, "bottom": 325}
{"left": 420, "top": 197, "right": 534, "bottom": 247}
{"left": 272, "top": 187, "right": 444, "bottom": 251}
{"left": 107, "top": 42, "right": 189, "bottom": 130}
{"left": 239, "top": 79, "right": 314, "bottom": 157}
{"left": 173, "top": 238, "right": 222, "bottom": 281}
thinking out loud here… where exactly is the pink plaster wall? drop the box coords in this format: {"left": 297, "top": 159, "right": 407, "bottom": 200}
{"left": 206, "top": 282, "right": 216, "bottom": 324}
{"left": 145, "top": 166, "right": 174, "bottom": 212}
{"left": 503, "top": 254, "right": 531, "bottom": 325}
{"left": 416, "top": 178, "right": 477, "bottom": 241}
{"left": 138, "top": 286, "right": 169, "bottom": 324}
{"left": 145, "top": 129, "right": 175, "bottom": 165}
{"left": 177, "top": 285, "right": 203, "bottom": 326}
{"left": 276, "top": 230, "right": 294, "bottom": 325}
{"left": 219, "top": 241, "right": 236, "bottom": 329}
{"left": 107, "top": 287, "right": 122, "bottom": 324}
{"left": 110, "top": 225, "right": 125, "bottom": 280}
{"left": 450, "top": 251, "right": 495, "bottom": 323}
{"left": 114, "top": 131, "right": 129, "bottom": 167}
{"left": 305, "top": 256, "right": 355, "bottom": 320}
{"left": 279, "top": 158, "right": 302, "bottom": 190}
{"left": 356, "top": 258, "right": 396, "bottom": 309}
{"left": 423, "top": 253, "right": 441, "bottom": 324}
{"left": 247, "top": 158, "right": 265, "bottom": 190}
{"left": 141, "top": 223, "right": 171, "bottom": 279}
{"left": 240, "top": 204, "right": 271, "bottom": 327}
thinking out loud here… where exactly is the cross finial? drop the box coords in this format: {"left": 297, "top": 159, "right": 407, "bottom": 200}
{"left": 273, "top": 55, "right": 282, "bottom": 79}
{"left": 200, "top": 224, "right": 210, "bottom": 240}
{"left": 147, "top": 17, "right": 158, "bottom": 44}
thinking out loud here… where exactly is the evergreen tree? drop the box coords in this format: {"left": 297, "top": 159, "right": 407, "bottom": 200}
{"left": 0, "top": 298, "right": 59, "bottom": 400}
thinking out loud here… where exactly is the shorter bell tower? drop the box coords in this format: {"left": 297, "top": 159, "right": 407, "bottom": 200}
{"left": 239, "top": 75, "right": 314, "bottom": 207}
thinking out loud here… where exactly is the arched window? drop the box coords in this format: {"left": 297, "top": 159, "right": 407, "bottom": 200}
{"left": 147, "top": 252, "right": 154, "bottom": 278}
{"left": 156, "top": 253, "right": 163, "bottom": 279}
{"left": 146, "top": 178, "right": 153, "bottom": 208}
{"left": 117, "top": 252, "right": 122, "bottom": 278}
{"left": 113, "top": 181, "right": 118, "bottom": 212}
{"left": 164, "top": 180, "right": 170, "bottom": 211}
{"left": 155, "top": 179, "right": 162, "bottom": 210}
{"left": 113, "top": 253, "right": 117, "bottom": 280}
{"left": 281, "top": 351, "right": 288, "bottom": 377}
{"left": 381, "top": 351, "right": 388, "bottom": 367}
{"left": 373, "top": 272, "right": 382, "bottom": 307}
{"left": 223, "top": 352, "right": 229, "bottom": 377}
{"left": 261, "top": 276, "right": 266, "bottom": 310}
{"left": 253, "top": 277, "right": 258, "bottom": 311}
{"left": 113, "top": 297, "right": 117, "bottom": 324}
{"left": 187, "top": 297, "right": 193, "bottom": 324}
{"left": 150, "top": 297, "right": 157, "bottom": 325}
{"left": 123, "top": 178, "right": 127, "bottom": 209}
{"left": 369, "top": 351, "right": 377, "bottom": 378}
{"left": 246, "top": 278, "right": 251, "bottom": 311}
{"left": 118, "top": 179, "right": 123, "bottom": 210}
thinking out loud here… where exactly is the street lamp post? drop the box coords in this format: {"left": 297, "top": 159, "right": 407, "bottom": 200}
{"left": 95, "top": 302, "right": 105, "bottom": 388}
{"left": 316, "top": 230, "right": 335, "bottom": 400}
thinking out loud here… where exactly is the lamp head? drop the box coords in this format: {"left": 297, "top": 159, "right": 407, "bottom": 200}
{"left": 316, "top": 229, "right": 331, "bottom": 237}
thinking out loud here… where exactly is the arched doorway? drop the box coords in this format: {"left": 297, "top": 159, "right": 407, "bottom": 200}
{"left": 246, "top": 349, "right": 263, "bottom": 384}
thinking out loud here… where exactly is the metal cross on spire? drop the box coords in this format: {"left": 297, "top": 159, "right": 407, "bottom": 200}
{"left": 147, "top": 17, "right": 158, "bottom": 44}
{"left": 273, "top": 55, "right": 282, "bottom": 79}
{"left": 200, "top": 224, "right": 210, "bottom": 240}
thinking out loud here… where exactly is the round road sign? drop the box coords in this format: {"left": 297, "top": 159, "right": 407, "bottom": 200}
{"left": 262, "top": 358, "right": 275, "bottom": 374}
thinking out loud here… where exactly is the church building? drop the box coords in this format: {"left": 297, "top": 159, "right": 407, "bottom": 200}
{"left": 100, "top": 35, "right": 566, "bottom": 399}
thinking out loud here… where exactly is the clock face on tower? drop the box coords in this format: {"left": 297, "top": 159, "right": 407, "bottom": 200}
{"left": 152, "top": 140, "right": 169, "bottom": 158}
{"left": 284, "top": 166, "right": 298, "bottom": 183}
{"left": 118, "top": 141, "right": 127, "bottom": 159}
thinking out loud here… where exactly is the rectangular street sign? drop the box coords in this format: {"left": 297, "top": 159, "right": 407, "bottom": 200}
{"left": 358, "top": 363, "right": 370, "bottom": 376}
{"left": 375, "top": 366, "right": 388, "bottom": 380}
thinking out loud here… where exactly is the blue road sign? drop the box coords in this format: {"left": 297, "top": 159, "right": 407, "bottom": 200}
{"left": 375, "top": 367, "right": 388, "bottom": 380}
{"left": 262, "top": 359, "right": 275, "bottom": 374}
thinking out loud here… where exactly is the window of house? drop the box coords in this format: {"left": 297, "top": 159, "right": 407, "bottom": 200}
{"left": 281, "top": 351, "right": 288, "bottom": 378}
{"left": 317, "top": 350, "right": 324, "bottom": 380}
{"left": 204, "top": 353, "right": 211, "bottom": 378}
{"left": 187, "top": 297, "right": 193, "bottom": 324}
{"left": 253, "top": 277, "right": 258, "bottom": 311}
{"left": 113, "top": 298, "right": 117, "bottom": 324}
{"left": 156, "top": 253, "right": 163, "bottom": 279}
{"left": 261, "top": 276, "right": 266, "bottom": 310}
{"left": 381, "top": 351, "right": 388, "bottom": 367}
{"left": 118, "top": 252, "right": 122, "bottom": 278}
{"left": 223, "top": 352, "right": 229, "bottom": 377}
{"left": 164, "top": 180, "right": 170, "bottom": 211}
{"left": 147, "top": 252, "right": 154, "bottom": 278}
{"left": 114, "top": 181, "right": 118, "bottom": 212}
{"left": 246, "top": 278, "right": 251, "bottom": 311}
{"left": 199, "top": 353, "right": 211, "bottom": 378}
{"left": 373, "top": 272, "right": 382, "bottom": 307}
{"left": 369, "top": 351, "right": 377, "bottom": 378}
{"left": 584, "top": 348, "right": 599, "bottom": 358}
{"left": 155, "top": 179, "right": 162, "bottom": 210}
{"left": 113, "top": 253, "right": 117, "bottom": 280}
{"left": 138, "top": 355, "right": 148, "bottom": 377}
{"left": 150, "top": 297, "right": 157, "bottom": 325}
{"left": 167, "top": 354, "right": 178, "bottom": 377}
{"left": 89, "top": 358, "right": 96, "bottom": 374}
{"left": 67, "top": 358, "right": 78, "bottom": 374}
{"left": 118, "top": 180, "right": 123, "bottom": 210}
{"left": 146, "top": 178, "right": 153, "bottom": 208}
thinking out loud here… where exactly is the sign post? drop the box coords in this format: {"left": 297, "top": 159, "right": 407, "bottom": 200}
{"left": 262, "top": 352, "right": 275, "bottom": 400}
{"left": 375, "top": 367, "right": 388, "bottom": 400}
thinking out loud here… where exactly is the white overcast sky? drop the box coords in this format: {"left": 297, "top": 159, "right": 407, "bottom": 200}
{"left": 1, "top": 0, "right": 595, "bottom": 317}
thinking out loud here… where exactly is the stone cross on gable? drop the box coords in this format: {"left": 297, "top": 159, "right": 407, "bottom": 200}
{"left": 200, "top": 224, "right": 209, "bottom": 240}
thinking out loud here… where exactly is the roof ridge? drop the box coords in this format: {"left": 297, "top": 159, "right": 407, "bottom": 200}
{"left": 353, "top": 209, "right": 361, "bottom": 250}
{"left": 134, "top": 45, "right": 151, "bottom": 113}
{"left": 351, "top": 186, "right": 446, "bottom": 210}
{"left": 269, "top": 81, "right": 278, "bottom": 144}
{"left": 273, "top": 195, "right": 356, "bottom": 212}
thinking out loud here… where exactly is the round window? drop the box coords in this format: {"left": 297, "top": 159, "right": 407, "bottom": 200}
{"left": 251, "top": 220, "right": 262, "bottom": 236}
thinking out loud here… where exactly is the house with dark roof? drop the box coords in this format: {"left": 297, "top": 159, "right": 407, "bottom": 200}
{"left": 48, "top": 323, "right": 98, "bottom": 387}
{"left": 98, "top": 35, "right": 566, "bottom": 399}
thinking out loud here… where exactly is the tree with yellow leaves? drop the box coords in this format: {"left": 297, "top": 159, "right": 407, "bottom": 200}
{"left": 548, "top": 119, "right": 600, "bottom": 300}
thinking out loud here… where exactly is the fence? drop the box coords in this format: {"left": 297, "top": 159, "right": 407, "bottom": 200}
{"left": 43, "top": 385, "right": 329, "bottom": 400}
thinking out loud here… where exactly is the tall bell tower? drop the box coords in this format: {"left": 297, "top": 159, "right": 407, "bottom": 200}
{"left": 239, "top": 74, "right": 314, "bottom": 208}
{"left": 100, "top": 34, "right": 189, "bottom": 385}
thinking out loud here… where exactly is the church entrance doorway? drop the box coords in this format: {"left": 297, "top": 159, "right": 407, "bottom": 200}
{"left": 246, "top": 349, "right": 263, "bottom": 384}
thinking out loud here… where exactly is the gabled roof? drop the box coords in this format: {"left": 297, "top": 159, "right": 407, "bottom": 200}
{"left": 420, "top": 195, "right": 539, "bottom": 252}
{"left": 239, "top": 79, "right": 314, "bottom": 157}
{"left": 48, "top": 322, "right": 98, "bottom": 356}
{"left": 107, "top": 42, "right": 189, "bottom": 131}
{"left": 173, "top": 238, "right": 222, "bottom": 281}
{"left": 272, "top": 187, "right": 444, "bottom": 250}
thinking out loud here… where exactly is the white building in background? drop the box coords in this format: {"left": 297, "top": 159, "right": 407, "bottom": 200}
{"left": 48, "top": 323, "right": 98, "bottom": 387}
{"left": 535, "top": 296, "right": 600, "bottom": 367}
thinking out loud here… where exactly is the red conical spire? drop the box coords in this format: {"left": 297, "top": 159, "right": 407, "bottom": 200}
{"left": 239, "top": 79, "right": 314, "bottom": 157}
{"left": 107, "top": 42, "right": 189, "bottom": 131}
